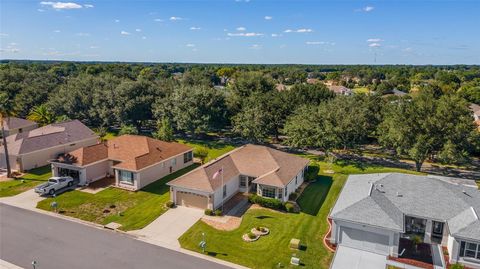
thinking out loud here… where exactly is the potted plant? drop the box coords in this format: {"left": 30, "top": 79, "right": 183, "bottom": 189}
{"left": 411, "top": 235, "right": 422, "bottom": 254}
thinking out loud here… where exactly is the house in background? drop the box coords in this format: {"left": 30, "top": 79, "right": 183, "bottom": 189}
{"left": 168, "top": 144, "right": 309, "bottom": 210}
{"left": 329, "top": 173, "right": 480, "bottom": 269}
{"left": 1, "top": 117, "right": 37, "bottom": 138}
{"left": 327, "top": 85, "right": 353, "bottom": 96}
{"left": 50, "top": 135, "right": 194, "bottom": 190}
{"left": 0, "top": 120, "right": 98, "bottom": 171}
{"left": 470, "top": 103, "right": 480, "bottom": 131}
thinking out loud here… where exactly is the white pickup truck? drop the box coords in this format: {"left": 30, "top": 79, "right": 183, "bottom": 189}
{"left": 35, "top": 176, "right": 75, "bottom": 195}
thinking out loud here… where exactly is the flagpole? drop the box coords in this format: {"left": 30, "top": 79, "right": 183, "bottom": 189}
{"left": 221, "top": 165, "right": 224, "bottom": 213}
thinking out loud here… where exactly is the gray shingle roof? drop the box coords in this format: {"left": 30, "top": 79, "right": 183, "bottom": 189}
{"left": 6, "top": 120, "right": 98, "bottom": 155}
{"left": 2, "top": 117, "right": 37, "bottom": 131}
{"left": 331, "top": 173, "right": 480, "bottom": 241}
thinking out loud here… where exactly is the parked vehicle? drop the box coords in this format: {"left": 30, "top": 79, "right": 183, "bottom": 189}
{"left": 35, "top": 177, "right": 74, "bottom": 195}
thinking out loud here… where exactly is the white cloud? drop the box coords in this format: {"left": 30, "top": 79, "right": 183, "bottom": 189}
{"left": 53, "top": 29, "right": 61, "bottom": 33}
{"left": 367, "top": 38, "right": 383, "bottom": 42}
{"left": 0, "top": 48, "right": 20, "bottom": 53}
{"left": 363, "top": 6, "right": 375, "bottom": 12}
{"left": 40, "top": 1, "right": 84, "bottom": 9}
{"left": 120, "top": 31, "right": 130, "bottom": 35}
{"left": 271, "top": 33, "right": 281, "bottom": 37}
{"left": 0, "top": 33, "right": 8, "bottom": 38}
{"left": 89, "top": 45, "right": 99, "bottom": 49}
{"left": 236, "top": 26, "right": 246, "bottom": 31}
{"left": 142, "top": 36, "right": 147, "bottom": 40}
{"left": 135, "top": 29, "right": 142, "bottom": 32}
{"left": 190, "top": 27, "right": 201, "bottom": 30}
{"left": 402, "top": 47, "right": 413, "bottom": 52}
{"left": 369, "top": 43, "right": 381, "bottom": 47}
{"left": 154, "top": 18, "right": 163, "bottom": 22}
{"left": 249, "top": 44, "right": 262, "bottom": 49}
{"left": 264, "top": 16, "right": 272, "bottom": 20}
{"left": 75, "top": 32, "right": 90, "bottom": 37}
{"left": 84, "top": 4, "right": 93, "bottom": 8}
{"left": 306, "top": 41, "right": 335, "bottom": 46}
{"left": 284, "top": 28, "right": 313, "bottom": 33}
{"left": 186, "top": 44, "right": 195, "bottom": 47}
{"left": 227, "top": 32, "right": 263, "bottom": 37}
{"left": 169, "top": 16, "right": 183, "bottom": 21}
{"left": 235, "top": 0, "right": 251, "bottom": 2}
{"left": 38, "top": 8, "right": 45, "bottom": 12}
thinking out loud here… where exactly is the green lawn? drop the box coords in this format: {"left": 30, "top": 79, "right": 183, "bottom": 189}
{"left": 177, "top": 139, "right": 236, "bottom": 163}
{"left": 0, "top": 166, "right": 52, "bottom": 197}
{"left": 179, "top": 156, "right": 424, "bottom": 269}
{"left": 37, "top": 164, "right": 199, "bottom": 231}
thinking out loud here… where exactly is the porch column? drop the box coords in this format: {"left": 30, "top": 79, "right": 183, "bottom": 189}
{"left": 424, "top": 219, "right": 432, "bottom": 244}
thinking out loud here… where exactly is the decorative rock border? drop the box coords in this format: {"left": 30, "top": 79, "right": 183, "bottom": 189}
{"left": 242, "top": 233, "right": 260, "bottom": 242}
{"left": 251, "top": 227, "right": 270, "bottom": 236}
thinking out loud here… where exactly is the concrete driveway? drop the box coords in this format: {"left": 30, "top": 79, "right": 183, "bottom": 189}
{"left": 330, "top": 246, "right": 387, "bottom": 269}
{"left": 131, "top": 206, "right": 204, "bottom": 248}
{"left": 0, "top": 189, "right": 45, "bottom": 210}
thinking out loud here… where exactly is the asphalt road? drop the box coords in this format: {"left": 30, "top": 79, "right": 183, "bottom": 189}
{"left": 0, "top": 203, "right": 231, "bottom": 269}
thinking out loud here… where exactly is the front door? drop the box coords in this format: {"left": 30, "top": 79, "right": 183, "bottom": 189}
{"left": 432, "top": 221, "right": 444, "bottom": 240}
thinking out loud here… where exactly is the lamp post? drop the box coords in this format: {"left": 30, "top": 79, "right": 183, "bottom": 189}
{"left": 32, "top": 260, "right": 37, "bottom": 269}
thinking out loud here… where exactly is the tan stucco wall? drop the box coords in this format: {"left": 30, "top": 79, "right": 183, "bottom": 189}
{"left": 213, "top": 175, "right": 240, "bottom": 209}
{"left": 19, "top": 137, "right": 98, "bottom": 171}
{"left": 4, "top": 124, "right": 38, "bottom": 137}
{"left": 136, "top": 151, "right": 193, "bottom": 190}
{"left": 85, "top": 160, "right": 110, "bottom": 183}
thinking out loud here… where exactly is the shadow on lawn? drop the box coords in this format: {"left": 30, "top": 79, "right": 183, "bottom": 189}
{"left": 255, "top": 215, "right": 274, "bottom": 220}
{"left": 207, "top": 251, "right": 228, "bottom": 257}
{"left": 297, "top": 175, "right": 333, "bottom": 216}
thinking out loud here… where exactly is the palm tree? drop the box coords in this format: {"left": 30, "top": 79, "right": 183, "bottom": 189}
{"left": 27, "top": 104, "right": 55, "bottom": 126}
{"left": 0, "top": 93, "right": 14, "bottom": 178}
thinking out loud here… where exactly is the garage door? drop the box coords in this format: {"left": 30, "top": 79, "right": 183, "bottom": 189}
{"left": 176, "top": 191, "right": 208, "bottom": 209}
{"left": 339, "top": 227, "right": 390, "bottom": 255}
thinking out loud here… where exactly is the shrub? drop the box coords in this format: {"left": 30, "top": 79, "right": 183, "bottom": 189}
{"left": 450, "top": 264, "right": 464, "bottom": 269}
{"left": 284, "top": 202, "right": 295, "bottom": 213}
{"left": 204, "top": 209, "right": 213, "bottom": 216}
{"left": 214, "top": 209, "right": 222, "bottom": 216}
{"left": 194, "top": 146, "right": 209, "bottom": 164}
{"left": 165, "top": 201, "right": 175, "bottom": 208}
{"left": 288, "top": 192, "right": 298, "bottom": 201}
{"left": 248, "top": 194, "right": 283, "bottom": 209}
{"left": 247, "top": 232, "right": 256, "bottom": 239}
{"left": 305, "top": 165, "right": 319, "bottom": 181}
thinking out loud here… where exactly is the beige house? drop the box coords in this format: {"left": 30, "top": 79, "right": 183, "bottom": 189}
{"left": 1, "top": 117, "right": 37, "bottom": 138}
{"left": 168, "top": 144, "right": 309, "bottom": 210}
{"left": 0, "top": 120, "right": 98, "bottom": 171}
{"left": 50, "top": 135, "right": 194, "bottom": 190}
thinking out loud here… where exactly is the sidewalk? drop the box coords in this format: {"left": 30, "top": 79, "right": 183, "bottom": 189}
{"left": 0, "top": 259, "right": 23, "bottom": 269}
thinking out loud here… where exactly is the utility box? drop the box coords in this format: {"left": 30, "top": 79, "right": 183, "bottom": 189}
{"left": 290, "top": 238, "right": 300, "bottom": 249}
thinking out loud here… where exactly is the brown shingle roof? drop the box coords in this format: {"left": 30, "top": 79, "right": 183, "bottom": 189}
{"left": 2, "top": 117, "right": 37, "bottom": 131}
{"left": 6, "top": 120, "right": 98, "bottom": 155}
{"left": 60, "top": 135, "right": 193, "bottom": 171}
{"left": 168, "top": 144, "right": 309, "bottom": 193}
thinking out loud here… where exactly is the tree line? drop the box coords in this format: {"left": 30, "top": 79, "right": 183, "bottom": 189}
{"left": 1, "top": 61, "right": 479, "bottom": 171}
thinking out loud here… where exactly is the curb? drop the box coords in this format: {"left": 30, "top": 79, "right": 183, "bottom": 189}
{"left": 0, "top": 259, "right": 23, "bottom": 269}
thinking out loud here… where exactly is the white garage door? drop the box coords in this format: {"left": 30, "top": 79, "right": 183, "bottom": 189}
{"left": 339, "top": 227, "right": 390, "bottom": 255}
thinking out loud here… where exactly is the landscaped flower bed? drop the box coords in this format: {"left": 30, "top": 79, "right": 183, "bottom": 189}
{"left": 242, "top": 232, "right": 260, "bottom": 242}
{"left": 251, "top": 227, "right": 270, "bottom": 236}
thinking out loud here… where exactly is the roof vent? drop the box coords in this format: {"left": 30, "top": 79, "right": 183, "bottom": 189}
{"left": 396, "top": 191, "right": 403, "bottom": 197}
{"left": 156, "top": 147, "right": 162, "bottom": 151}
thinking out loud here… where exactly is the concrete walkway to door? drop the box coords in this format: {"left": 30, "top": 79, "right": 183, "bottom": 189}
{"left": 129, "top": 206, "right": 204, "bottom": 248}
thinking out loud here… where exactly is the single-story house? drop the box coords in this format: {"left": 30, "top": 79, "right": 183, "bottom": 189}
{"left": 0, "top": 120, "right": 98, "bottom": 171}
{"left": 329, "top": 173, "right": 480, "bottom": 269}
{"left": 50, "top": 135, "right": 194, "bottom": 190}
{"left": 470, "top": 103, "right": 480, "bottom": 131}
{"left": 1, "top": 117, "right": 37, "bottom": 138}
{"left": 167, "top": 144, "right": 309, "bottom": 210}
{"left": 327, "top": 85, "right": 353, "bottom": 96}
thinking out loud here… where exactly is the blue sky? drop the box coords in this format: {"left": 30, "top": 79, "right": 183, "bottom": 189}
{"left": 1, "top": 0, "right": 479, "bottom": 64}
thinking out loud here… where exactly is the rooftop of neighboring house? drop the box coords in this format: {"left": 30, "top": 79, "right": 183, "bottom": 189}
{"left": 2, "top": 117, "right": 37, "bottom": 131}
{"left": 56, "top": 135, "right": 193, "bottom": 171}
{"left": 5, "top": 120, "right": 98, "bottom": 155}
{"left": 330, "top": 173, "right": 480, "bottom": 240}
{"left": 470, "top": 103, "right": 480, "bottom": 117}
{"left": 327, "top": 85, "right": 352, "bottom": 94}
{"left": 168, "top": 144, "right": 309, "bottom": 193}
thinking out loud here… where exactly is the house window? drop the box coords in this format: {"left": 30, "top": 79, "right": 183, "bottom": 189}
{"left": 171, "top": 158, "right": 177, "bottom": 166}
{"left": 223, "top": 185, "right": 227, "bottom": 198}
{"left": 460, "top": 241, "right": 480, "bottom": 260}
{"left": 295, "top": 176, "right": 298, "bottom": 185}
{"left": 278, "top": 188, "right": 283, "bottom": 199}
{"left": 118, "top": 170, "right": 134, "bottom": 184}
{"left": 18, "top": 128, "right": 23, "bottom": 133}
{"left": 262, "top": 186, "right": 276, "bottom": 198}
{"left": 239, "top": 175, "right": 247, "bottom": 187}
{"left": 183, "top": 151, "right": 193, "bottom": 163}
{"left": 285, "top": 188, "right": 288, "bottom": 197}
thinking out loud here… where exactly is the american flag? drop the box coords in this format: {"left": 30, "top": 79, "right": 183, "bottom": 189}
{"left": 213, "top": 168, "right": 223, "bottom": 179}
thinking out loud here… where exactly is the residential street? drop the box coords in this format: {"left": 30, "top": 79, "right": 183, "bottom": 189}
{"left": 0, "top": 203, "right": 231, "bottom": 269}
